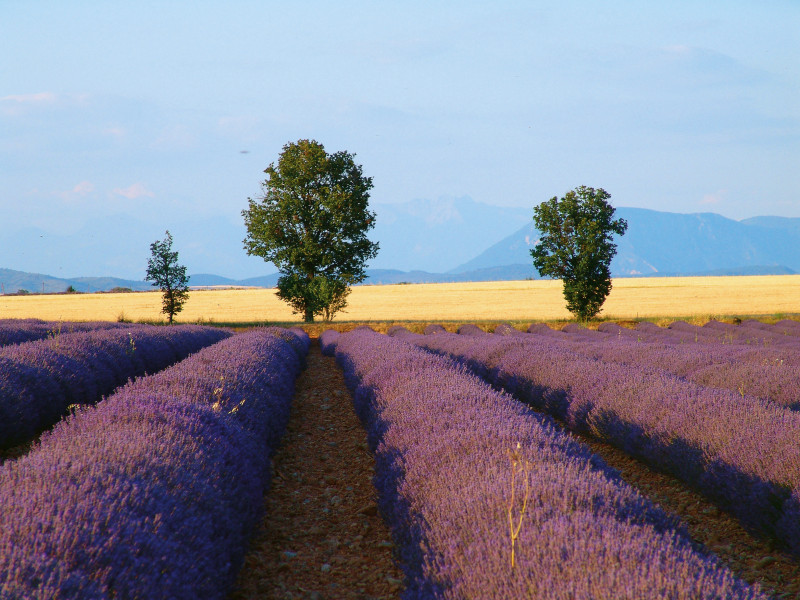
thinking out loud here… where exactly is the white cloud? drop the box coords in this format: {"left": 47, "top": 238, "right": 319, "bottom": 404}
{"left": 0, "top": 92, "right": 58, "bottom": 116}
{"left": 55, "top": 180, "right": 95, "bottom": 201}
{"left": 1, "top": 92, "right": 58, "bottom": 104}
{"left": 72, "top": 181, "right": 94, "bottom": 195}
{"left": 0, "top": 92, "right": 91, "bottom": 116}
{"left": 701, "top": 189, "right": 727, "bottom": 205}
{"left": 112, "top": 182, "right": 155, "bottom": 200}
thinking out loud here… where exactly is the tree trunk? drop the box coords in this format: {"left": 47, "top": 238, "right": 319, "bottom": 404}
{"left": 304, "top": 307, "right": 315, "bottom": 323}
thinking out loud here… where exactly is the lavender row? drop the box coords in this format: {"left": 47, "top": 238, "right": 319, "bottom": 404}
{"left": 393, "top": 327, "right": 800, "bottom": 557}
{"left": 333, "top": 328, "right": 765, "bottom": 599}
{"left": 520, "top": 322, "right": 800, "bottom": 410}
{"left": 528, "top": 319, "right": 800, "bottom": 349}
{"left": 0, "top": 324, "right": 231, "bottom": 449}
{"left": 319, "top": 328, "right": 340, "bottom": 356}
{"left": 606, "top": 320, "right": 800, "bottom": 367}
{"left": 774, "top": 319, "right": 800, "bottom": 335}
{"left": 0, "top": 327, "right": 309, "bottom": 600}
{"left": 0, "top": 318, "right": 137, "bottom": 347}
{"left": 700, "top": 319, "right": 800, "bottom": 347}
{"left": 621, "top": 319, "right": 800, "bottom": 349}
{"left": 513, "top": 321, "right": 800, "bottom": 409}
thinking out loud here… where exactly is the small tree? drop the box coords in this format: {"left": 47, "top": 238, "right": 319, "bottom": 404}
{"left": 242, "top": 139, "right": 379, "bottom": 323}
{"left": 531, "top": 186, "right": 627, "bottom": 321}
{"left": 145, "top": 230, "right": 190, "bottom": 324}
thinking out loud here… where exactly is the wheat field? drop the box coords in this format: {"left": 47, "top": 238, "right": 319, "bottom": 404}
{"left": 0, "top": 275, "right": 797, "bottom": 326}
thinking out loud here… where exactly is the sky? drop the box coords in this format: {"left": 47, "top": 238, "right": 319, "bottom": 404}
{"left": 2, "top": 1, "right": 799, "bottom": 280}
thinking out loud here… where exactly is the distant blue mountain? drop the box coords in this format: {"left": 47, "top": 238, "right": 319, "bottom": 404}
{"left": 452, "top": 207, "right": 800, "bottom": 277}
{"left": 0, "top": 268, "right": 151, "bottom": 294}
{"left": 368, "top": 196, "right": 531, "bottom": 272}
{"left": 189, "top": 273, "right": 281, "bottom": 288}
{"left": 362, "top": 265, "right": 536, "bottom": 285}
{"left": 0, "top": 269, "right": 279, "bottom": 295}
{"left": 3, "top": 207, "right": 799, "bottom": 292}
{"left": 741, "top": 215, "right": 800, "bottom": 234}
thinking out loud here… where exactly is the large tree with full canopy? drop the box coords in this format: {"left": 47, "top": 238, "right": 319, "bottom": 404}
{"left": 531, "top": 186, "right": 627, "bottom": 321}
{"left": 242, "top": 139, "right": 379, "bottom": 322}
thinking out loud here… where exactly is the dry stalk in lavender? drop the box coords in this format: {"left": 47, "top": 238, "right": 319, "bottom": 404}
{"left": 507, "top": 442, "right": 531, "bottom": 568}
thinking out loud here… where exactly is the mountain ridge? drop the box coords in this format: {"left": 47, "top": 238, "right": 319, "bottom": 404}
{"left": 2, "top": 207, "right": 800, "bottom": 293}
{"left": 452, "top": 207, "right": 800, "bottom": 276}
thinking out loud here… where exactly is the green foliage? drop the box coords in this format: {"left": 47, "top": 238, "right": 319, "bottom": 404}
{"left": 65, "top": 285, "right": 78, "bottom": 294}
{"left": 531, "top": 186, "right": 628, "bottom": 321}
{"left": 145, "top": 230, "right": 190, "bottom": 324}
{"left": 276, "top": 273, "right": 350, "bottom": 323}
{"left": 242, "top": 139, "right": 379, "bottom": 322}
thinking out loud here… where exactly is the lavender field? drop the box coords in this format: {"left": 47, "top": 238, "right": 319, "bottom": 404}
{"left": 0, "top": 322, "right": 232, "bottom": 449}
{"left": 332, "top": 327, "right": 768, "bottom": 598}
{"left": 1, "top": 317, "right": 798, "bottom": 598}
{"left": 0, "top": 322, "right": 309, "bottom": 599}
{"left": 382, "top": 322, "right": 800, "bottom": 561}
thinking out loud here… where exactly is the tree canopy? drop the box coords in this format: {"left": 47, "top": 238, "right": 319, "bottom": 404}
{"left": 531, "top": 186, "right": 627, "bottom": 321}
{"left": 145, "top": 230, "right": 190, "bottom": 324}
{"left": 242, "top": 139, "right": 379, "bottom": 322}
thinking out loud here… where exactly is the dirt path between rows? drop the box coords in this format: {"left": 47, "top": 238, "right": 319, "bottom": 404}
{"left": 582, "top": 437, "right": 800, "bottom": 598}
{"left": 6, "top": 333, "right": 794, "bottom": 597}
{"left": 230, "top": 336, "right": 799, "bottom": 599}
{"left": 230, "top": 340, "right": 404, "bottom": 600}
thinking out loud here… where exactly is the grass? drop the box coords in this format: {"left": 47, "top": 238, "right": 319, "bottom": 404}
{"left": 0, "top": 275, "right": 798, "bottom": 331}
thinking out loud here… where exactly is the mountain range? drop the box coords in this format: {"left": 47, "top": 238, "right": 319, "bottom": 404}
{"left": 452, "top": 207, "right": 800, "bottom": 278}
{"left": 2, "top": 203, "right": 800, "bottom": 293}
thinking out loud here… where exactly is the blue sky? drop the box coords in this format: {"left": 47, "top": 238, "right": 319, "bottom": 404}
{"left": 1, "top": 1, "right": 798, "bottom": 279}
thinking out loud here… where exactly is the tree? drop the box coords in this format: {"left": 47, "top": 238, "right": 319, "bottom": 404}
{"left": 145, "top": 230, "right": 190, "bottom": 324}
{"left": 531, "top": 186, "right": 628, "bottom": 321}
{"left": 242, "top": 139, "right": 379, "bottom": 323}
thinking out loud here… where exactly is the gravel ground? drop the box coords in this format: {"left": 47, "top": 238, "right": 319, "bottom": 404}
{"left": 230, "top": 339, "right": 404, "bottom": 600}
{"left": 231, "top": 336, "right": 799, "bottom": 599}
{"left": 1, "top": 335, "right": 797, "bottom": 598}
{"left": 582, "top": 437, "right": 800, "bottom": 599}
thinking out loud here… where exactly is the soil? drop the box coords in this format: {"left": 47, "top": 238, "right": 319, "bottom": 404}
{"left": 6, "top": 336, "right": 795, "bottom": 597}
{"left": 582, "top": 438, "right": 800, "bottom": 599}
{"left": 231, "top": 337, "right": 799, "bottom": 600}
{"left": 230, "top": 340, "right": 404, "bottom": 600}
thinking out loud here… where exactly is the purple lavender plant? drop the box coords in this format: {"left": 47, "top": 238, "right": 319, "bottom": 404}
{"left": 456, "top": 323, "right": 486, "bottom": 335}
{"left": 0, "top": 327, "right": 308, "bottom": 599}
{"left": 423, "top": 324, "right": 447, "bottom": 335}
{"left": 319, "top": 329, "right": 340, "bottom": 356}
{"left": 0, "top": 318, "right": 136, "bottom": 347}
{"left": 531, "top": 322, "right": 800, "bottom": 409}
{"left": 493, "top": 323, "right": 524, "bottom": 336}
{"left": 335, "top": 328, "right": 766, "bottom": 599}
{"left": 401, "top": 328, "right": 800, "bottom": 557}
{"left": 0, "top": 324, "right": 230, "bottom": 449}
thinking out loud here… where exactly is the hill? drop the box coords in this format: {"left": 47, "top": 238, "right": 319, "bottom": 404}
{"left": 452, "top": 208, "right": 800, "bottom": 277}
{"left": 4, "top": 207, "right": 800, "bottom": 291}
{"left": 368, "top": 196, "right": 531, "bottom": 272}
{"left": 0, "top": 268, "right": 152, "bottom": 294}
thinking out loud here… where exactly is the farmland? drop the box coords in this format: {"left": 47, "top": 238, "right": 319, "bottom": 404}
{"left": 318, "top": 323, "right": 800, "bottom": 599}
{"left": 2, "top": 297, "right": 800, "bottom": 597}
{"left": 0, "top": 274, "right": 799, "bottom": 325}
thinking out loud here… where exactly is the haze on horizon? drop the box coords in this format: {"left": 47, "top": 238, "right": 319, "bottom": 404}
{"left": 1, "top": 1, "right": 798, "bottom": 280}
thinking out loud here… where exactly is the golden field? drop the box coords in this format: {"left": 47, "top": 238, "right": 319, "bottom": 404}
{"left": 0, "top": 275, "right": 797, "bottom": 328}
